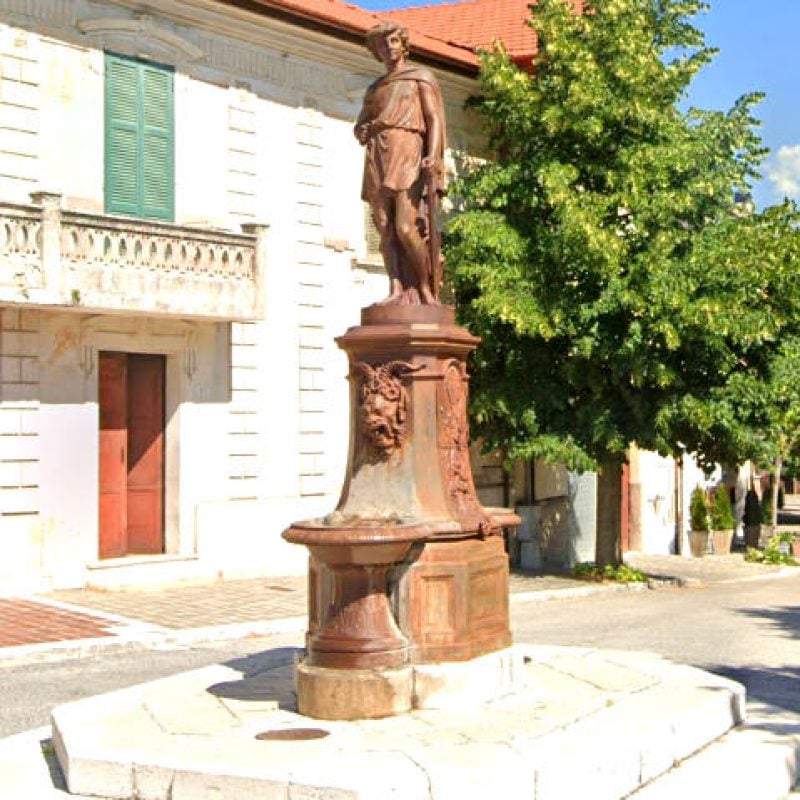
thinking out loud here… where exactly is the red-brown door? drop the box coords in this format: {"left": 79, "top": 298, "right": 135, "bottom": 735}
{"left": 98, "top": 352, "right": 165, "bottom": 558}
{"left": 620, "top": 462, "right": 631, "bottom": 553}
{"left": 99, "top": 353, "right": 128, "bottom": 559}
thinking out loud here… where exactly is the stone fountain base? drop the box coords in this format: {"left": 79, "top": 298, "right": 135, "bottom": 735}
{"left": 282, "top": 304, "right": 519, "bottom": 720}
{"left": 296, "top": 645, "right": 522, "bottom": 720}
{"left": 50, "top": 642, "right": 751, "bottom": 800}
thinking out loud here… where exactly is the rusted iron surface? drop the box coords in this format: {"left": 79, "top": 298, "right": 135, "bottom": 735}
{"left": 283, "top": 305, "right": 513, "bottom": 673}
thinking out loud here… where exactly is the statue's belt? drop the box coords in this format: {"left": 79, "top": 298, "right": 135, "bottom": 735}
{"left": 364, "top": 121, "right": 424, "bottom": 139}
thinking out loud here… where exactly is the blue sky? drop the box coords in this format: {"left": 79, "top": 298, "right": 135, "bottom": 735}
{"left": 358, "top": 0, "right": 800, "bottom": 209}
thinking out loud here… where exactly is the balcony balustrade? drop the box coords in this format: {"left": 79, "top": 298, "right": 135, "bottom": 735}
{"left": 0, "top": 192, "right": 265, "bottom": 320}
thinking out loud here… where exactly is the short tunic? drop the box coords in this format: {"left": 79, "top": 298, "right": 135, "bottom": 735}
{"left": 358, "top": 70, "right": 427, "bottom": 200}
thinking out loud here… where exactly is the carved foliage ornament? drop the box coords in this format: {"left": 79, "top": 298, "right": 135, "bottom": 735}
{"left": 354, "top": 360, "right": 419, "bottom": 460}
{"left": 439, "top": 363, "right": 472, "bottom": 498}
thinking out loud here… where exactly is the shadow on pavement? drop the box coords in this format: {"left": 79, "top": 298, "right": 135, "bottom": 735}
{"left": 734, "top": 605, "right": 800, "bottom": 641}
{"left": 709, "top": 664, "right": 800, "bottom": 717}
{"left": 206, "top": 646, "right": 302, "bottom": 710}
{"left": 222, "top": 646, "right": 302, "bottom": 676}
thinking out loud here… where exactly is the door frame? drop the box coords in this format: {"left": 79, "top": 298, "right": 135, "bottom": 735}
{"left": 100, "top": 351, "right": 169, "bottom": 557}
{"left": 87, "top": 334, "right": 185, "bottom": 561}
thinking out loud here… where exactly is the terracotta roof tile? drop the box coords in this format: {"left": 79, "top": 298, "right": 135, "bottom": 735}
{"left": 223, "top": 0, "right": 479, "bottom": 71}
{"left": 385, "top": 0, "right": 582, "bottom": 62}
{"left": 386, "top": 0, "right": 536, "bottom": 59}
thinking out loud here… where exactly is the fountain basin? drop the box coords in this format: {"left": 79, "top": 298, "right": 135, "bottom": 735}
{"left": 282, "top": 520, "right": 429, "bottom": 675}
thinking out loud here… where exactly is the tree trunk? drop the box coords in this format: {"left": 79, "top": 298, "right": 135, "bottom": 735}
{"left": 771, "top": 457, "right": 783, "bottom": 529}
{"left": 596, "top": 458, "right": 623, "bottom": 568}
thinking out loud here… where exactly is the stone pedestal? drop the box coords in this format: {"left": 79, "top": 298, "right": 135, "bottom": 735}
{"left": 396, "top": 536, "right": 512, "bottom": 664}
{"left": 295, "top": 662, "right": 414, "bottom": 720}
{"left": 283, "top": 304, "right": 517, "bottom": 718}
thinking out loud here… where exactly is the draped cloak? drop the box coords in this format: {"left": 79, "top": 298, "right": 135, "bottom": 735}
{"left": 357, "top": 64, "right": 447, "bottom": 203}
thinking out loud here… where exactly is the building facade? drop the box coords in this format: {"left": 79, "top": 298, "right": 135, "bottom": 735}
{"left": 1, "top": 0, "right": 739, "bottom": 595}
{"left": 0, "top": 0, "right": 485, "bottom": 592}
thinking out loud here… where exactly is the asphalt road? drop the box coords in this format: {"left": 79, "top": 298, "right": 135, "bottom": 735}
{"left": 1, "top": 572, "right": 798, "bottom": 738}
{"left": 0, "top": 633, "right": 305, "bottom": 738}
{"left": 511, "top": 572, "right": 800, "bottom": 715}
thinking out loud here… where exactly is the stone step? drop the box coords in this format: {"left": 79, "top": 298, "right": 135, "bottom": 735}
{"left": 49, "top": 645, "right": 752, "bottom": 800}
{"left": 631, "top": 707, "right": 800, "bottom": 800}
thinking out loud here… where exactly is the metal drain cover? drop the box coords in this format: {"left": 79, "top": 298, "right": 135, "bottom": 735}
{"left": 256, "top": 728, "right": 330, "bottom": 741}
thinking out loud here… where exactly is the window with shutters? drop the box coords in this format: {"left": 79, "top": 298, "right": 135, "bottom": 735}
{"left": 105, "top": 52, "right": 174, "bottom": 221}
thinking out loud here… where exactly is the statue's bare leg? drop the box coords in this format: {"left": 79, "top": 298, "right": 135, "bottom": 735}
{"left": 373, "top": 195, "right": 403, "bottom": 302}
{"left": 394, "top": 188, "right": 436, "bottom": 304}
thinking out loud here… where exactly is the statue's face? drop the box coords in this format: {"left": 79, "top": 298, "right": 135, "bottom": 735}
{"left": 361, "top": 393, "right": 400, "bottom": 454}
{"left": 377, "top": 31, "right": 406, "bottom": 68}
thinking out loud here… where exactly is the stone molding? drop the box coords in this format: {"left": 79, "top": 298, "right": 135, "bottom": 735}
{"left": 0, "top": 0, "right": 75, "bottom": 28}
{"left": 77, "top": 14, "right": 205, "bottom": 62}
{"left": 0, "top": 194, "right": 264, "bottom": 320}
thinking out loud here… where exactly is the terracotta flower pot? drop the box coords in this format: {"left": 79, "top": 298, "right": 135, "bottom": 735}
{"left": 689, "top": 530, "right": 709, "bottom": 558}
{"left": 711, "top": 529, "right": 733, "bottom": 555}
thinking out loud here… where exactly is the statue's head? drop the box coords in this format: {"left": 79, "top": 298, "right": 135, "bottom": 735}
{"left": 365, "top": 21, "right": 410, "bottom": 62}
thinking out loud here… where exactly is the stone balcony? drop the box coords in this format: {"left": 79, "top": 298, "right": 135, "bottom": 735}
{"left": 0, "top": 193, "right": 265, "bottom": 321}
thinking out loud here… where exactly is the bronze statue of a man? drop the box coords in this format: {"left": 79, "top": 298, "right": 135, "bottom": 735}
{"left": 355, "top": 22, "right": 446, "bottom": 305}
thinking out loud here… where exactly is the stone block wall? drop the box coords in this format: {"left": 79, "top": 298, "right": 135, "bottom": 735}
{"left": 0, "top": 307, "right": 41, "bottom": 593}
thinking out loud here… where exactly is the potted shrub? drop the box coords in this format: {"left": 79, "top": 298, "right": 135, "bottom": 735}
{"left": 689, "top": 485, "right": 710, "bottom": 558}
{"left": 743, "top": 488, "right": 761, "bottom": 549}
{"left": 709, "top": 487, "right": 735, "bottom": 555}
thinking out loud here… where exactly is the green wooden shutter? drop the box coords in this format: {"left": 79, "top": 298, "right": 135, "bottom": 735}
{"left": 141, "top": 63, "right": 174, "bottom": 220}
{"left": 105, "top": 53, "right": 174, "bottom": 221}
{"left": 105, "top": 55, "right": 140, "bottom": 216}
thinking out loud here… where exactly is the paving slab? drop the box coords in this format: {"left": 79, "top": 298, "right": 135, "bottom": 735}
{"left": 630, "top": 704, "right": 800, "bottom": 800}
{"left": 48, "top": 643, "right": 747, "bottom": 800}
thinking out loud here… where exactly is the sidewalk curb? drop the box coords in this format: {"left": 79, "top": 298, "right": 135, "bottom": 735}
{"left": 1, "top": 566, "right": 795, "bottom": 667}
{"left": 0, "top": 615, "right": 307, "bottom": 668}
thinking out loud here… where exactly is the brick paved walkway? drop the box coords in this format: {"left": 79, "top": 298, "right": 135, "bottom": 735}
{"left": 0, "top": 599, "right": 114, "bottom": 648}
{"left": 45, "top": 573, "right": 589, "bottom": 631}
{"left": 48, "top": 575, "right": 308, "bottom": 630}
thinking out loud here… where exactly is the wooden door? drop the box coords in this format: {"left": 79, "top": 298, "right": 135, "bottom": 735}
{"left": 620, "top": 462, "right": 631, "bottom": 553}
{"left": 98, "top": 352, "right": 165, "bottom": 558}
{"left": 98, "top": 353, "right": 128, "bottom": 559}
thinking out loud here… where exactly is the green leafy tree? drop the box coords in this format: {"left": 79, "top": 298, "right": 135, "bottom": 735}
{"left": 725, "top": 333, "right": 800, "bottom": 528}
{"left": 446, "top": 0, "right": 774, "bottom": 565}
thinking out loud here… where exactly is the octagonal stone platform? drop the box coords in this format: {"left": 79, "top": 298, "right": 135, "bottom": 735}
{"left": 51, "top": 643, "right": 747, "bottom": 800}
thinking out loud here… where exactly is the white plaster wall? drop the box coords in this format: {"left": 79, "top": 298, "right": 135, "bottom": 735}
{"left": 637, "top": 450, "right": 676, "bottom": 555}
{"left": 176, "top": 75, "right": 229, "bottom": 227}
{"left": 39, "top": 38, "right": 103, "bottom": 211}
{"left": 25, "top": 312, "right": 228, "bottom": 586}
{"left": 0, "top": 22, "right": 42, "bottom": 203}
